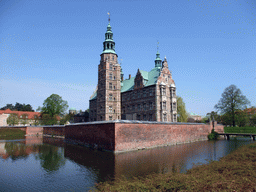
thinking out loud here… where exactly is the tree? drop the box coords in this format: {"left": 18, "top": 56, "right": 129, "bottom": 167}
{"left": 0, "top": 103, "right": 34, "bottom": 112}
{"left": 20, "top": 114, "right": 29, "bottom": 125}
{"left": 40, "top": 94, "right": 68, "bottom": 125}
{"left": 215, "top": 85, "right": 250, "bottom": 127}
{"left": 41, "top": 114, "right": 57, "bottom": 125}
{"left": 33, "top": 115, "right": 40, "bottom": 126}
{"left": 7, "top": 113, "right": 19, "bottom": 126}
{"left": 177, "top": 96, "right": 188, "bottom": 122}
{"left": 236, "top": 110, "right": 250, "bottom": 127}
{"left": 59, "top": 114, "right": 72, "bottom": 125}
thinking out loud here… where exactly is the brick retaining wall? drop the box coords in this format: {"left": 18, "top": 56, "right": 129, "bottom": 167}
{"left": 65, "top": 121, "right": 224, "bottom": 152}
{"left": 43, "top": 126, "right": 65, "bottom": 136}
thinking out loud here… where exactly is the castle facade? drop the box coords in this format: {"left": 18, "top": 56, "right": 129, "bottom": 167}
{"left": 89, "top": 22, "right": 177, "bottom": 122}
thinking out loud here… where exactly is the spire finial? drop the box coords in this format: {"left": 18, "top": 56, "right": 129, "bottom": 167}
{"left": 157, "top": 40, "right": 159, "bottom": 52}
{"left": 107, "top": 12, "right": 110, "bottom": 23}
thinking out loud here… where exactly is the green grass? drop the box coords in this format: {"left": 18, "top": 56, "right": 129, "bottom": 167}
{"left": 224, "top": 126, "right": 256, "bottom": 134}
{"left": 93, "top": 142, "right": 256, "bottom": 191}
{"left": 0, "top": 128, "right": 26, "bottom": 140}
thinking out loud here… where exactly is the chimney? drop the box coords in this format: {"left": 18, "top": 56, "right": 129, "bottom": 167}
{"left": 129, "top": 74, "right": 131, "bottom": 79}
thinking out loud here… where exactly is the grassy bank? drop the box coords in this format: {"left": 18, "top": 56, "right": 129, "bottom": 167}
{"left": 93, "top": 142, "right": 256, "bottom": 191}
{"left": 0, "top": 128, "right": 26, "bottom": 140}
{"left": 224, "top": 126, "right": 256, "bottom": 134}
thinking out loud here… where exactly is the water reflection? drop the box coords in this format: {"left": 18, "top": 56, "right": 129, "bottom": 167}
{"left": 0, "top": 136, "right": 255, "bottom": 191}
{"left": 35, "top": 145, "right": 66, "bottom": 172}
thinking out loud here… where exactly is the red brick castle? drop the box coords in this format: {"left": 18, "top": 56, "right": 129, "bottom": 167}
{"left": 89, "top": 21, "right": 177, "bottom": 122}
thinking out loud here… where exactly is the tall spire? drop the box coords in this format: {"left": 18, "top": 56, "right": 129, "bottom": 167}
{"left": 155, "top": 41, "right": 162, "bottom": 68}
{"left": 102, "top": 12, "right": 116, "bottom": 54}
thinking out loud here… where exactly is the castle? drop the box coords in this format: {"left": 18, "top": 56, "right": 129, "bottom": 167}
{"left": 89, "top": 21, "right": 177, "bottom": 122}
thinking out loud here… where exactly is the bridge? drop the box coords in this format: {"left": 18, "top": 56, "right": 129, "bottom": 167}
{"left": 219, "top": 133, "right": 256, "bottom": 141}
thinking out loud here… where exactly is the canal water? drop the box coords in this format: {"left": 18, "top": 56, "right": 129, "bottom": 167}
{"left": 0, "top": 136, "right": 255, "bottom": 191}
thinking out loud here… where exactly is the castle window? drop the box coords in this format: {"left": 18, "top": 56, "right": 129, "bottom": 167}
{"left": 149, "top": 114, "right": 153, "bottom": 121}
{"left": 143, "top": 114, "right": 146, "bottom": 120}
{"left": 143, "top": 103, "right": 147, "bottom": 110}
{"left": 114, "top": 76, "right": 115, "bottom": 80}
{"left": 109, "top": 64, "right": 113, "bottom": 70}
{"left": 109, "top": 73, "right": 112, "bottom": 80}
{"left": 137, "top": 114, "right": 141, "bottom": 120}
{"left": 114, "top": 109, "right": 115, "bottom": 113}
{"left": 138, "top": 104, "right": 141, "bottom": 111}
{"left": 132, "top": 105, "right": 135, "bottom": 111}
{"left": 109, "top": 94, "right": 113, "bottom": 101}
{"left": 173, "top": 102, "right": 176, "bottom": 110}
{"left": 112, "top": 56, "right": 114, "bottom": 60}
{"left": 172, "top": 89, "right": 176, "bottom": 97}
{"left": 163, "top": 114, "right": 167, "bottom": 121}
{"left": 114, "top": 97, "right": 115, "bottom": 101}
{"left": 109, "top": 106, "right": 113, "bottom": 113}
{"left": 114, "top": 68, "right": 116, "bottom": 70}
{"left": 136, "top": 80, "right": 140, "bottom": 87}
{"left": 162, "top": 87, "right": 166, "bottom": 95}
{"left": 143, "top": 90, "right": 146, "bottom": 97}
{"left": 149, "top": 102, "right": 153, "bottom": 110}
{"left": 109, "top": 83, "right": 112, "bottom": 90}
{"left": 109, "top": 116, "right": 112, "bottom": 120}
{"left": 174, "top": 114, "right": 177, "bottom": 122}
{"left": 163, "top": 74, "right": 165, "bottom": 77}
{"left": 163, "top": 102, "right": 166, "bottom": 110}
{"left": 149, "top": 89, "right": 153, "bottom": 96}
{"left": 114, "top": 86, "right": 115, "bottom": 90}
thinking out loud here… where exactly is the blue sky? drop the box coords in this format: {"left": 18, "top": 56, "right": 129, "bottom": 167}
{"left": 1, "top": 0, "right": 255, "bottom": 116}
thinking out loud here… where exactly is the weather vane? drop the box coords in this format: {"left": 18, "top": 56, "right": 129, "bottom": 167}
{"left": 107, "top": 12, "right": 110, "bottom": 23}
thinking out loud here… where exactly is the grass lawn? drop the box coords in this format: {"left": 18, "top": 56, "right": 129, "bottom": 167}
{"left": 93, "top": 142, "right": 256, "bottom": 191}
{"left": 0, "top": 128, "right": 26, "bottom": 140}
{"left": 224, "top": 126, "right": 256, "bottom": 134}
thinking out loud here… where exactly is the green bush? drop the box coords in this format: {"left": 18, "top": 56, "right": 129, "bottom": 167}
{"left": 208, "top": 129, "right": 219, "bottom": 140}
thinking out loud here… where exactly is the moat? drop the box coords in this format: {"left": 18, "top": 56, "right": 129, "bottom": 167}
{"left": 0, "top": 136, "right": 255, "bottom": 191}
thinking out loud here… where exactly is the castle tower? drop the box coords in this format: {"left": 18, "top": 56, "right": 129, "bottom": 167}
{"left": 96, "top": 20, "right": 121, "bottom": 121}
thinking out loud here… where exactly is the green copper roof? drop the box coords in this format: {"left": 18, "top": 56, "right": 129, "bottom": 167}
{"left": 102, "top": 50, "right": 117, "bottom": 54}
{"left": 121, "top": 77, "right": 135, "bottom": 92}
{"left": 90, "top": 90, "right": 97, "bottom": 100}
{"left": 120, "top": 67, "right": 161, "bottom": 93}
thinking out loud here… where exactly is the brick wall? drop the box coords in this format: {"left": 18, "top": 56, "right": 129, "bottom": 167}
{"left": 64, "top": 121, "right": 224, "bottom": 152}
{"left": 115, "top": 123, "right": 212, "bottom": 152}
{"left": 65, "top": 123, "right": 115, "bottom": 151}
{"left": 26, "top": 127, "right": 43, "bottom": 136}
{"left": 43, "top": 126, "right": 65, "bottom": 136}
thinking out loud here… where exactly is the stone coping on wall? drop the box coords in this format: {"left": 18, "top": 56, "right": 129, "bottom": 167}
{"left": 68, "top": 120, "right": 208, "bottom": 126}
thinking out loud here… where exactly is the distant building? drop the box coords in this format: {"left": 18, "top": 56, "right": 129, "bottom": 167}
{"left": 69, "top": 108, "right": 77, "bottom": 115}
{"left": 0, "top": 109, "right": 42, "bottom": 126}
{"left": 73, "top": 111, "right": 89, "bottom": 123}
{"left": 244, "top": 107, "right": 256, "bottom": 117}
{"left": 89, "top": 21, "right": 177, "bottom": 122}
{"left": 187, "top": 112, "right": 202, "bottom": 122}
